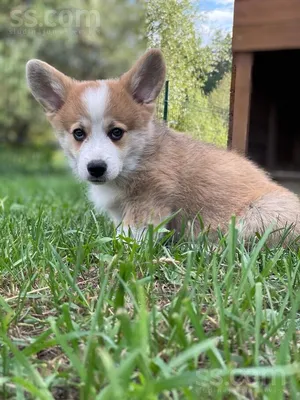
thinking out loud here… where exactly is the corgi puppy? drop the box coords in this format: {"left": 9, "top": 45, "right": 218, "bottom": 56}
{"left": 26, "top": 49, "right": 300, "bottom": 243}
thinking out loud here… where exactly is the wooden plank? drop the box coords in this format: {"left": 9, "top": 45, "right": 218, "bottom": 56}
{"left": 227, "top": 54, "right": 236, "bottom": 149}
{"left": 230, "top": 53, "right": 253, "bottom": 154}
{"left": 233, "top": 22, "right": 300, "bottom": 52}
{"left": 234, "top": 0, "right": 300, "bottom": 26}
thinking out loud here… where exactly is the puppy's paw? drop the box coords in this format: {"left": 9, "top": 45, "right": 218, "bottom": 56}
{"left": 116, "top": 224, "right": 147, "bottom": 243}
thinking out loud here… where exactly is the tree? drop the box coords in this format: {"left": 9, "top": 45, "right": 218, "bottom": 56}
{"left": 146, "top": 0, "right": 211, "bottom": 129}
{"left": 203, "top": 30, "right": 232, "bottom": 94}
{"left": 146, "top": 0, "right": 228, "bottom": 146}
{"left": 0, "top": 0, "right": 146, "bottom": 145}
{"left": 209, "top": 72, "right": 231, "bottom": 127}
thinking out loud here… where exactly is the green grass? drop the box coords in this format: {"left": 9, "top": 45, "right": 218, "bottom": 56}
{"left": 0, "top": 173, "right": 300, "bottom": 399}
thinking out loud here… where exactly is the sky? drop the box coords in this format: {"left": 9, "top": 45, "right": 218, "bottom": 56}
{"left": 196, "top": 0, "right": 234, "bottom": 44}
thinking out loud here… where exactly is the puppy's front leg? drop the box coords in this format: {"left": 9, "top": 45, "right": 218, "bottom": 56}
{"left": 117, "top": 205, "right": 172, "bottom": 243}
{"left": 116, "top": 224, "right": 147, "bottom": 242}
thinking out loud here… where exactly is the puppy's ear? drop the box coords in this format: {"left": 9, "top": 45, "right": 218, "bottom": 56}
{"left": 122, "top": 49, "right": 166, "bottom": 105}
{"left": 26, "top": 60, "right": 72, "bottom": 114}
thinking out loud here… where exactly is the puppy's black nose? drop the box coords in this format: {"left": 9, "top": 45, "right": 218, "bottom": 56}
{"left": 87, "top": 161, "right": 107, "bottom": 178}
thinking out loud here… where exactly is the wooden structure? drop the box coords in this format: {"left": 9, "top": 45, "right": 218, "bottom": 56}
{"left": 228, "top": 0, "right": 300, "bottom": 187}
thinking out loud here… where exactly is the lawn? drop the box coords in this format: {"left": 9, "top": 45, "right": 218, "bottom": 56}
{"left": 0, "top": 172, "right": 299, "bottom": 399}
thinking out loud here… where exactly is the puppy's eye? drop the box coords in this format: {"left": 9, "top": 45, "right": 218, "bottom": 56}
{"left": 73, "top": 128, "right": 86, "bottom": 142}
{"left": 108, "top": 127, "right": 124, "bottom": 141}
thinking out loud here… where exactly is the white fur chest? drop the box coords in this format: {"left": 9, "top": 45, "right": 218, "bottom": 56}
{"left": 88, "top": 183, "right": 123, "bottom": 224}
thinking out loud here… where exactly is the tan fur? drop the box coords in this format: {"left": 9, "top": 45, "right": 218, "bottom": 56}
{"left": 238, "top": 190, "right": 300, "bottom": 243}
{"left": 26, "top": 50, "right": 300, "bottom": 245}
{"left": 114, "top": 126, "right": 300, "bottom": 244}
{"left": 51, "top": 82, "right": 100, "bottom": 130}
{"left": 105, "top": 80, "right": 154, "bottom": 130}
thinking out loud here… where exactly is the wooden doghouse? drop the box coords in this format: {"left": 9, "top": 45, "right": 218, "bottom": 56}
{"left": 228, "top": 0, "right": 300, "bottom": 191}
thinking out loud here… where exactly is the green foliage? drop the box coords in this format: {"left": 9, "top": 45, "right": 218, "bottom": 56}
{"left": 147, "top": 0, "right": 230, "bottom": 146}
{"left": 209, "top": 72, "right": 231, "bottom": 116}
{"left": 0, "top": 39, "right": 36, "bottom": 144}
{"left": 207, "top": 71, "right": 231, "bottom": 137}
{"left": 147, "top": 0, "right": 209, "bottom": 129}
{"left": 179, "top": 91, "right": 228, "bottom": 147}
{"left": 0, "top": 0, "right": 146, "bottom": 145}
{"left": 203, "top": 30, "right": 232, "bottom": 94}
{"left": 1, "top": 0, "right": 232, "bottom": 148}
{"left": 0, "top": 173, "right": 299, "bottom": 398}
{"left": 0, "top": 145, "right": 67, "bottom": 175}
